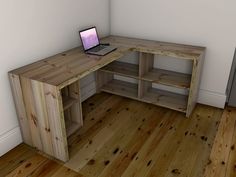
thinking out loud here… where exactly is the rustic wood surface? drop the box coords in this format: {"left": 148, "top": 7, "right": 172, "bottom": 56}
{"left": 0, "top": 144, "right": 82, "bottom": 177}
{"left": 204, "top": 107, "right": 236, "bottom": 177}
{"left": 66, "top": 93, "right": 222, "bottom": 176}
{"left": 1, "top": 93, "right": 229, "bottom": 177}
{"left": 8, "top": 35, "right": 205, "bottom": 162}
{"left": 100, "top": 61, "right": 139, "bottom": 78}
{"left": 9, "top": 36, "right": 205, "bottom": 88}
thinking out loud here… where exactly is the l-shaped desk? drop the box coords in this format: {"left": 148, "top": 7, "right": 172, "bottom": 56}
{"left": 9, "top": 36, "right": 205, "bottom": 162}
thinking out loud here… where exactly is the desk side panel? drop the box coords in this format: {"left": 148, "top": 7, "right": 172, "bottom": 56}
{"left": 43, "top": 83, "right": 69, "bottom": 162}
{"left": 31, "top": 80, "right": 54, "bottom": 156}
{"left": 20, "top": 77, "right": 43, "bottom": 150}
{"left": 186, "top": 52, "right": 205, "bottom": 117}
{"left": 8, "top": 73, "right": 32, "bottom": 146}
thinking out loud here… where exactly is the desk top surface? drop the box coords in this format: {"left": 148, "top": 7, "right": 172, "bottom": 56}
{"left": 10, "top": 35, "right": 205, "bottom": 88}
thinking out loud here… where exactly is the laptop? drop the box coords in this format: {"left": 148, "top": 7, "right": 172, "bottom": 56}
{"left": 79, "top": 27, "right": 117, "bottom": 56}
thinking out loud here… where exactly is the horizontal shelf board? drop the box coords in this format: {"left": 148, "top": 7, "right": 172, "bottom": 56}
{"left": 100, "top": 61, "right": 139, "bottom": 78}
{"left": 142, "top": 88, "right": 187, "bottom": 113}
{"left": 65, "top": 120, "right": 80, "bottom": 137}
{"left": 142, "top": 68, "right": 191, "bottom": 89}
{"left": 62, "top": 96, "right": 78, "bottom": 111}
{"left": 101, "top": 79, "right": 138, "bottom": 99}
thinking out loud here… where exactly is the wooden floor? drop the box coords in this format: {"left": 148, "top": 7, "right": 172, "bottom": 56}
{"left": 2, "top": 93, "right": 236, "bottom": 177}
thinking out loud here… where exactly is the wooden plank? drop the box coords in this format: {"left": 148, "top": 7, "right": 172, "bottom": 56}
{"left": 9, "top": 36, "right": 205, "bottom": 87}
{"left": 43, "top": 83, "right": 69, "bottom": 162}
{"left": 8, "top": 35, "right": 205, "bottom": 163}
{"left": 101, "top": 79, "right": 138, "bottom": 99}
{"left": 142, "top": 87, "right": 188, "bottom": 113}
{"left": 121, "top": 111, "right": 181, "bottom": 177}
{"left": 96, "top": 71, "right": 113, "bottom": 93}
{"left": 225, "top": 107, "right": 236, "bottom": 177}
{"left": 31, "top": 80, "right": 54, "bottom": 156}
{"left": 99, "top": 109, "right": 173, "bottom": 177}
{"left": 5, "top": 154, "right": 48, "bottom": 177}
{"left": 138, "top": 53, "right": 154, "bottom": 98}
{"left": 65, "top": 120, "right": 81, "bottom": 138}
{"left": 100, "top": 61, "right": 139, "bottom": 78}
{"left": 204, "top": 107, "right": 236, "bottom": 177}
{"left": 67, "top": 95, "right": 125, "bottom": 157}
{"left": 163, "top": 106, "right": 222, "bottom": 177}
{"left": 0, "top": 144, "right": 82, "bottom": 177}
{"left": 0, "top": 96, "right": 224, "bottom": 177}
{"left": 139, "top": 52, "right": 154, "bottom": 77}
{"left": 68, "top": 81, "right": 83, "bottom": 128}
{"left": 78, "top": 100, "right": 159, "bottom": 176}
{"left": 142, "top": 68, "right": 191, "bottom": 89}
{"left": 0, "top": 144, "right": 36, "bottom": 176}
{"left": 20, "top": 76, "right": 43, "bottom": 150}
{"left": 186, "top": 52, "right": 205, "bottom": 117}
{"left": 8, "top": 73, "right": 32, "bottom": 146}
{"left": 145, "top": 112, "right": 194, "bottom": 177}
{"left": 62, "top": 96, "right": 78, "bottom": 111}
{"left": 189, "top": 107, "right": 223, "bottom": 177}
{"left": 102, "top": 35, "right": 205, "bottom": 60}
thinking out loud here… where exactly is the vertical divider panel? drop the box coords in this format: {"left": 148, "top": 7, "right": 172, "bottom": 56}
{"left": 96, "top": 70, "right": 113, "bottom": 93}
{"left": 138, "top": 52, "right": 154, "bottom": 99}
{"left": 68, "top": 81, "right": 83, "bottom": 127}
{"left": 186, "top": 52, "right": 205, "bottom": 117}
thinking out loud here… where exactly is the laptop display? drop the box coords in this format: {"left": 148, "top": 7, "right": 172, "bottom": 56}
{"left": 80, "top": 27, "right": 99, "bottom": 51}
{"left": 79, "top": 27, "right": 117, "bottom": 56}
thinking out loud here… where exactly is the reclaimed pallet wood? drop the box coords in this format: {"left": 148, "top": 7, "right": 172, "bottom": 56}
{"left": 100, "top": 61, "right": 139, "bottom": 78}
{"left": 9, "top": 35, "right": 205, "bottom": 162}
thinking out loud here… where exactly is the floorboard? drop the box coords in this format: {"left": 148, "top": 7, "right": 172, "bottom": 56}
{"left": 1, "top": 93, "right": 231, "bottom": 177}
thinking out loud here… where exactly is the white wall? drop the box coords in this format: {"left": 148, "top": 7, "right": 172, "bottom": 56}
{"left": 110, "top": 0, "right": 236, "bottom": 108}
{"left": 0, "top": 0, "right": 110, "bottom": 156}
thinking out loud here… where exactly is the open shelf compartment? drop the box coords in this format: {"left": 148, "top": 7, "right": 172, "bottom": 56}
{"left": 97, "top": 71, "right": 138, "bottom": 99}
{"left": 61, "top": 81, "right": 83, "bottom": 137}
{"left": 139, "top": 52, "right": 192, "bottom": 89}
{"left": 100, "top": 61, "right": 139, "bottom": 78}
{"left": 142, "top": 68, "right": 191, "bottom": 89}
{"left": 139, "top": 81, "right": 188, "bottom": 113}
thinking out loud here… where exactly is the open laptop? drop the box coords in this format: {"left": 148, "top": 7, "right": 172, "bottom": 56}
{"left": 79, "top": 27, "right": 117, "bottom": 56}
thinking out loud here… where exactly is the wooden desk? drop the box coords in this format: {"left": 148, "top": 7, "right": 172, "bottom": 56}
{"left": 9, "top": 36, "right": 205, "bottom": 162}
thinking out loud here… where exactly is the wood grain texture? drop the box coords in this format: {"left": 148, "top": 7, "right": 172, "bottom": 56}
{"left": 100, "top": 61, "right": 139, "bottom": 78}
{"left": 142, "top": 68, "right": 191, "bottom": 89}
{"left": 8, "top": 36, "right": 205, "bottom": 162}
{"left": 9, "top": 36, "right": 205, "bottom": 88}
{"left": 64, "top": 93, "right": 222, "bottom": 177}
{"left": 9, "top": 73, "right": 32, "bottom": 146}
{"left": 204, "top": 107, "right": 236, "bottom": 177}
{"left": 1, "top": 94, "right": 231, "bottom": 177}
{"left": 186, "top": 52, "right": 205, "bottom": 117}
{"left": 43, "top": 83, "right": 69, "bottom": 162}
{"left": 0, "top": 144, "right": 82, "bottom": 177}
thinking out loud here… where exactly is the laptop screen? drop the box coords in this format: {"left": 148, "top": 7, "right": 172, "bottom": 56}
{"left": 80, "top": 27, "right": 99, "bottom": 51}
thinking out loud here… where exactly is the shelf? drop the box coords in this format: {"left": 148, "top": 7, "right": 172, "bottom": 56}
{"left": 62, "top": 96, "right": 78, "bottom": 111}
{"left": 100, "top": 61, "right": 139, "bottom": 78}
{"left": 142, "top": 87, "right": 187, "bottom": 112}
{"left": 65, "top": 120, "right": 80, "bottom": 137}
{"left": 101, "top": 79, "right": 138, "bottom": 99}
{"left": 142, "top": 68, "right": 191, "bottom": 89}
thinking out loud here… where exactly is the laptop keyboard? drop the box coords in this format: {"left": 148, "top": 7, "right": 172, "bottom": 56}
{"left": 89, "top": 45, "right": 106, "bottom": 52}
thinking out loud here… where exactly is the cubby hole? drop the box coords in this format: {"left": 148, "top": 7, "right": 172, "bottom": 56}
{"left": 139, "top": 80, "right": 188, "bottom": 113}
{"left": 97, "top": 71, "right": 139, "bottom": 99}
{"left": 100, "top": 51, "right": 139, "bottom": 78}
{"left": 140, "top": 53, "right": 192, "bottom": 89}
{"left": 61, "top": 81, "right": 83, "bottom": 137}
